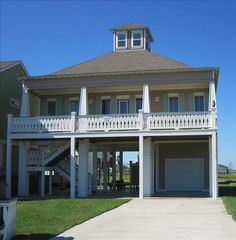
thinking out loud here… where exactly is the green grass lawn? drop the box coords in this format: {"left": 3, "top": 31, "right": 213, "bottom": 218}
{"left": 219, "top": 173, "right": 236, "bottom": 221}
{"left": 14, "top": 198, "right": 129, "bottom": 240}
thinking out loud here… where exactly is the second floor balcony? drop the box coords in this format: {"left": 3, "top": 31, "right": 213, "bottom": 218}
{"left": 8, "top": 110, "right": 216, "bottom": 135}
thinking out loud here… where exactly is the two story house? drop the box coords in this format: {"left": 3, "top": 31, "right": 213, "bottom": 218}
{"left": 5, "top": 23, "right": 219, "bottom": 199}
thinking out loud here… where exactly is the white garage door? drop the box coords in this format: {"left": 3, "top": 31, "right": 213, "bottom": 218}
{"left": 165, "top": 158, "right": 203, "bottom": 191}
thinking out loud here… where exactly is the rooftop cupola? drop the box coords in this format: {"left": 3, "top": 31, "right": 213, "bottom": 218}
{"left": 111, "top": 23, "right": 154, "bottom": 52}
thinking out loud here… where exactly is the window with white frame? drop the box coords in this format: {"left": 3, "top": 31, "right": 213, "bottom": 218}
{"left": 117, "top": 99, "right": 129, "bottom": 114}
{"left": 194, "top": 94, "right": 205, "bottom": 112}
{"left": 47, "top": 99, "right": 56, "bottom": 116}
{"left": 70, "top": 98, "right": 79, "bottom": 114}
{"left": 135, "top": 97, "right": 142, "bottom": 113}
{"left": 168, "top": 94, "right": 179, "bottom": 112}
{"left": 131, "top": 30, "right": 143, "bottom": 48}
{"left": 116, "top": 31, "right": 127, "bottom": 49}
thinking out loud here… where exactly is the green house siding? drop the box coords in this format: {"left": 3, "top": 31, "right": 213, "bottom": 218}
{"left": 162, "top": 93, "right": 168, "bottom": 112}
{"left": 129, "top": 95, "right": 135, "bottom": 113}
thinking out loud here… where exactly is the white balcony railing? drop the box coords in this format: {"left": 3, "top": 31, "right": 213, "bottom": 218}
{"left": 8, "top": 111, "right": 215, "bottom": 135}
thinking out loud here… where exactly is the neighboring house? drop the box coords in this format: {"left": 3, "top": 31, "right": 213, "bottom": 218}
{"left": 218, "top": 164, "right": 229, "bottom": 174}
{"left": 0, "top": 61, "right": 29, "bottom": 198}
{"left": 5, "top": 23, "right": 219, "bottom": 199}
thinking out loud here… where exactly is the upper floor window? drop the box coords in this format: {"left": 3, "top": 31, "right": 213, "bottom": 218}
{"left": 117, "top": 99, "right": 129, "bottom": 114}
{"left": 194, "top": 94, "right": 205, "bottom": 112}
{"left": 116, "top": 31, "right": 127, "bottom": 49}
{"left": 102, "top": 99, "right": 111, "bottom": 114}
{"left": 168, "top": 94, "right": 178, "bottom": 112}
{"left": 70, "top": 98, "right": 79, "bottom": 114}
{"left": 47, "top": 99, "right": 56, "bottom": 116}
{"left": 131, "top": 30, "right": 143, "bottom": 48}
{"left": 135, "top": 97, "right": 142, "bottom": 113}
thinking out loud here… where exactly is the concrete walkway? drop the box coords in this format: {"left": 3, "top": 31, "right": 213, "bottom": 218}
{"left": 52, "top": 198, "right": 236, "bottom": 240}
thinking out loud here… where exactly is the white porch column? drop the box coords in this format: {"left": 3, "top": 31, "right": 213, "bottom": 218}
{"left": 70, "top": 137, "right": 76, "bottom": 199}
{"left": 92, "top": 146, "right": 97, "bottom": 192}
{"left": 40, "top": 169, "right": 45, "bottom": 197}
{"left": 5, "top": 138, "right": 12, "bottom": 199}
{"left": 211, "top": 132, "right": 218, "bottom": 199}
{"left": 142, "top": 84, "right": 150, "bottom": 113}
{"left": 6, "top": 114, "right": 13, "bottom": 199}
{"left": 119, "top": 151, "right": 123, "bottom": 180}
{"left": 18, "top": 141, "right": 29, "bottom": 196}
{"left": 78, "top": 139, "right": 89, "bottom": 197}
{"left": 143, "top": 137, "right": 152, "bottom": 197}
{"left": 112, "top": 152, "right": 116, "bottom": 191}
{"left": 139, "top": 135, "right": 144, "bottom": 198}
{"left": 20, "top": 84, "right": 30, "bottom": 117}
{"left": 103, "top": 151, "right": 108, "bottom": 191}
{"left": 209, "top": 79, "right": 217, "bottom": 128}
{"left": 79, "top": 87, "right": 88, "bottom": 115}
{"left": 49, "top": 170, "right": 53, "bottom": 196}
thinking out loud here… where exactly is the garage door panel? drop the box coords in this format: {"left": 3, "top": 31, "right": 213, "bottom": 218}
{"left": 165, "top": 158, "right": 203, "bottom": 191}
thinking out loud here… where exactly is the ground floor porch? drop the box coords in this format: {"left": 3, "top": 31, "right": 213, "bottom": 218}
{"left": 5, "top": 132, "right": 218, "bottom": 199}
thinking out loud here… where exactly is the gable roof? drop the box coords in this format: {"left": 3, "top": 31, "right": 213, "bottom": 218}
{"left": 0, "top": 60, "right": 29, "bottom": 76}
{"left": 111, "top": 23, "right": 154, "bottom": 42}
{"left": 53, "top": 51, "right": 190, "bottom": 76}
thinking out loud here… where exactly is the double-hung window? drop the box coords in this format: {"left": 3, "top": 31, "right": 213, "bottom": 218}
{"left": 116, "top": 31, "right": 127, "bottom": 49}
{"left": 47, "top": 99, "right": 56, "bottom": 116}
{"left": 131, "top": 30, "right": 143, "bottom": 48}
{"left": 168, "top": 95, "right": 179, "bottom": 112}
{"left": 135, "top": 97, "right": 142, "bottom": 113}
{"left": 70, "top": 98, "right": 79, "bottom": 114}
{"left": 194, "top": 94, "right": 205, "bottom": 112}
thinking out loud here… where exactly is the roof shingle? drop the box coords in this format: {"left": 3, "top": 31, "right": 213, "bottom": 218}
{"left": 53, "top": 51, "right": 190, "bottom": 76}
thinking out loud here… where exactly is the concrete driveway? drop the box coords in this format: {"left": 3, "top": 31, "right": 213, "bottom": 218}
{"left": 53, "top": 198, "right": 236, "bottom": 240}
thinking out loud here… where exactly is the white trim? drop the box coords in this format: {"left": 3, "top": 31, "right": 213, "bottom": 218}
{"left": 115, "top": 31, "right": 127, "bottom": 50}
{"left": 101, "top": 96, "right": 111, "bottom": 100}
{"left": 131, "top": 30, "right": 143, "bottom": 49}
{"left": 69, "top": 97, "right": 79, "bottom": 101}
{"left": 165, "top": 158, "right": 204, "bottom": 192}
{"left": 116, "top": 95, "right": 129, "bottom": 100}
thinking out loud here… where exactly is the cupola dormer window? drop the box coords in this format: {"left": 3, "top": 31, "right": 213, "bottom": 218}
{"left": 116, "top": 31, "right": 127, "bottom": 49}
{"left": 131, "top": 30, "right": 143, "bottom": 48}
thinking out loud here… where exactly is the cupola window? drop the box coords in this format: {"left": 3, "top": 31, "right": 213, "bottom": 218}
{"left": 131, "top": 30, "right": 143, "bottom": 48}
{"left": 116, "top": 31, "right": 127, "bottom": 49}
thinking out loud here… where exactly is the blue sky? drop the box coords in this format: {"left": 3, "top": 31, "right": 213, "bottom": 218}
{"left": 1, "top": 0, "right": 236, "bottom": 167}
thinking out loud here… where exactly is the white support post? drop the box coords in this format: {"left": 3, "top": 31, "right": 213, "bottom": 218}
{"left": 71, "top": 112, "right": 76, "bottom": 132}
{"left": 139, "top": 135, "right": 144, "bottom": 199}
{"left": 70, "top": 137, "right": 75, "bottom": 199}
{"left": 211, "top": 132, "right": 218, "bottom": 199}
{"left": 142, "top": 84, "right": 150, "bottom": 113}
{"left": 78, "top": 139, "right": 89, "bottom": 197}
{"left": 119, "top": 151, "right": 123, "bottom": 181}
{"left": 112, "top": 152, "right": 116, "bottom": 191}
{"left": 6, "top": 114, "right": 13, "bottom": 199}
{"left": 155, "top": 144, "right": 159, "bottom": 192}
{"left": 92, "top": 146, "right": 97, "bottom": 192}
{"left": 20, "top": 84, "right": 30, "bottom": 117}
{"left": 49, "top": 170, "right": 53, "bottom": 196}
{"left": 40, "top": 169, "right": 45, "bottom": 197}
{"left": 143, "top": 137, "right": 152, "bottom": 197}
{"left": 18, "top": 141, "right": 29, "bottom": 196}
{"left": 103, "top": 151, "right": 108, "bottom": 191}
{"left": 79, "top": 87, "right": 88, "bottom": 116}
{"left": 209, "top": 136, "right": 212, "bottom": 197}
{"left": 209, "top": 79, "right": 217, "bottom": 129}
